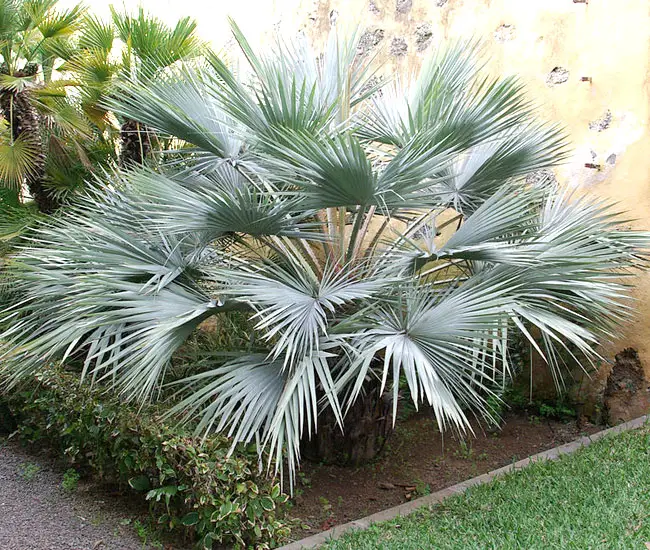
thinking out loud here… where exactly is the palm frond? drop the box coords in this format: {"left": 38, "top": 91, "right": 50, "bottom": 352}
{"left": 433, "top": 124, "right": 568, "bottom": 213}
{"left": 116, "top": 167, "right": 312, "bottom": 241}
{"left": 209, "top": 259, "right": 388, "bottom": 367}
{"left": 169, "top": 350, "right": 342, "bottom": 487}
{"left": 77, "top": 14, "right": 114, "bottom": 52}
{"left": 340, "top": 280, "right": 510, "bottom": 431}
{"left": 111, "top": 6, "right": 203, "bottom": 75}
{"left": 107, "top": 66, "right": 243, "bottom": 162}
{"left": 263, "top": 129, "right": 378, "bottom": 208}
{"left": 37, "top": 2, "right": 85, "bottom": 39}
{"left": 0, "top": 132, "right": 41, "bottom": 191}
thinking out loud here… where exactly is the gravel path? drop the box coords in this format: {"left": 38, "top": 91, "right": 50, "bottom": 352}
{"left": 0, "top": 439, "right": 151, "bottom": 550}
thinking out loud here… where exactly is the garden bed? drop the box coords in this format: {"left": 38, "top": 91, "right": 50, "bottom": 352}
{"left": 289, "top": 411, "right": 600, "bottom": 540}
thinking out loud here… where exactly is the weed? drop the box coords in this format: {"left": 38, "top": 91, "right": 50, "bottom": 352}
{"left": 414, "top": 480, "right": 431, "bottom": 496}
{"left": 90, "top": 512, "right": 104, "bottom": 526}
{"left": 133, "top": 519, "right": 163, "bottom": 549}
{"left": 62, "top": 468, "right": 80, "bottom": 492}
{"left": 539, "top": 402, "right": 576, "bottom": 421}
{"left": 319, "top": 496, "right": 331, "bottom": 512}
{"left": 19, "top": 462, "right": 41, "bottom": 481}
{"left": 297, "top": 471, "right": 312, "bottom": 488}
{"left": 528, "top": 415, "right": 541, "bottom": 426}
{"left": 454, "top": 440, "right": 474, "bottom": 460}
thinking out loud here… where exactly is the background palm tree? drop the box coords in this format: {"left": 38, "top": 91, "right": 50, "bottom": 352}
{"left": 0, "top": 0, "right": 87, "bottom": 212}
{"left": 109, "top": 7, "right": 204, "bottom": 166}
{"left": 1, "top": 22, "right": 647, "bottom": 486}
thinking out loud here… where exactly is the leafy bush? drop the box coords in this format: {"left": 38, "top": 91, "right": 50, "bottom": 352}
{"left": 6, "top": 368, "right": 290, "bottom": 549}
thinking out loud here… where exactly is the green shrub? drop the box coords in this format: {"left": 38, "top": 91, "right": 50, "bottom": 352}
{"left": 6, "top": 368, "right": 290, "bottom": 549}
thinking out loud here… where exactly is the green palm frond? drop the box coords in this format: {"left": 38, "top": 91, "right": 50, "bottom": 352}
{"left": 0, "top": 0, "right": 19, "bottom": 40}
{"left": 77, "top": 14, "right": 114, "bottom": 52}
{"left": 0, "top": 73, "right": 37, "bottom": 92}
{"left": 117, "top": 167, "right": 312, "bottom": 241}
{"left": 111, "top": 6, "right": 203, "bottom": 75}
{"left": 434, "top": 124, "right": 568, "bottom": 213}
{"left": 0, "top": 132, "right": 40, "bottom": 191}
{"left": 265, "top": 129, "right": 378, "bottom": 208}
{"left": 38, "top": 35, "right": 76, "bottom": 65}
{"left": 37, "top": 2, "right": 84, "bottom": 39}
{"left": 210, "top": 19, "right": 376, "bottom": 140}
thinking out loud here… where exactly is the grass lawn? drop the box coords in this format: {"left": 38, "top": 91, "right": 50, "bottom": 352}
{"left": 326, "top": 424, "right": 650, "bottom": 550}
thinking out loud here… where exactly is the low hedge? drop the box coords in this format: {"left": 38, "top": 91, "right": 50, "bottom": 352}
{"left": 4, "top": 368, "right": 291, "bottom": 549}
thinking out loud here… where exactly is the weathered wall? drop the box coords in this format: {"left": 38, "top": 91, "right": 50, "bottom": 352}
{"left": 77, "top": 0, "right": 650, "bottom": 370}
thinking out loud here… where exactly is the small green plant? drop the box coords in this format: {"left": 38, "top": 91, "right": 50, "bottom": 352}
{"left": 19, "top": 462, "right": 41, "bottom": 481}
{"left": 414, "top": 480, "right": 431, "bottom": 496}
{"left": 539, "top": 402, "right": 576, "bottom": 421}
{"left": 297, "top": 471, "right": 312, "bottom": 488}
{"left": 133, "top": 519, "right": 163, "bottom": 549}
{"left": 319, "top": 496, "right": 332, "bottom": 514}
{"left": 62, "top": 468, "right": 80, "bottom": 492}
{"left": 528, "top": 415, "right": 541, "bottom": 425}
{"left": 454, "top": 440, "right": 474, "bottom": 460}
{"left": 501, "top": 386, "right": 578, "bottom": 423}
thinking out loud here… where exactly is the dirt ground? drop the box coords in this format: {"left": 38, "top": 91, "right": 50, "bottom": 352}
{"left": 289, "top": 411, "right": 600, "bottom": 538}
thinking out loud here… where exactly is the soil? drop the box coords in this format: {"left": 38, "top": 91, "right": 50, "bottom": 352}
{"left": 289, "top": 411, "right": 600, "bottom": 539}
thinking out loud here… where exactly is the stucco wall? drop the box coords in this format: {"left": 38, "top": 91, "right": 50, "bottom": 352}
{"left": 76, "top": 0, "right": 650, "bottom": 370}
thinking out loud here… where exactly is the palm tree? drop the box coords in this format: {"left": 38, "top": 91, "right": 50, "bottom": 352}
{"left": 109, "top": 7, "right": 204, "bottom": 166}
{"left": 0, "top": 0, "right": 86, "bottom": 212}
{"left": 1, "top": 23, "right": 647, "bottom": 486}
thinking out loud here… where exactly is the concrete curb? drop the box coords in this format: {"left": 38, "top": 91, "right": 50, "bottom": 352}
{"left": 279, "top": 414, "right": 650, "bottom": 549}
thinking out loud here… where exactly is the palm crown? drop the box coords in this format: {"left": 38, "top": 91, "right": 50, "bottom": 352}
{"left": 2, "top": 22, "right": 648, "bottom": 485}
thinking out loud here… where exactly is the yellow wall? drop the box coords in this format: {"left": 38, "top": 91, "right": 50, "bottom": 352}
{"left": 76, "top": 0, "right": 650, "bottom": 368}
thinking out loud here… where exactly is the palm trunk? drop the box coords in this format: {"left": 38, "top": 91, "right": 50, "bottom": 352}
{"left": 301, "top": 384, "right": 394, "bottom": 466}
{"left": 120, "top": 118, "right": 152, "bottom": 166}
{"left": 0, "top": 89, "right": 56, "bottom": 213}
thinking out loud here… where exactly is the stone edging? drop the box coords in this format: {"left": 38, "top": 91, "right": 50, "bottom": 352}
{"left": 279, "top": 414, "right": 650, "bottom": 549}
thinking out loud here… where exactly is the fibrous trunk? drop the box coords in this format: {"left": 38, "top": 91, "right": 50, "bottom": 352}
{"left": 120, "top": 118, "right": 152, "bottom": 165}
{"left": 301, "top": 385, "right": 394, "bottom": 466}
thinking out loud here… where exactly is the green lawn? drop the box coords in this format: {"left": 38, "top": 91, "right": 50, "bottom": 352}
{"left": 326, "top": 424, "right": 650, "bottom": 550}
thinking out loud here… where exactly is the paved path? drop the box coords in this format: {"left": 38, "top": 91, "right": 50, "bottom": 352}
{"left": 0, "top": 439, "right": 147, "bottom": 550}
